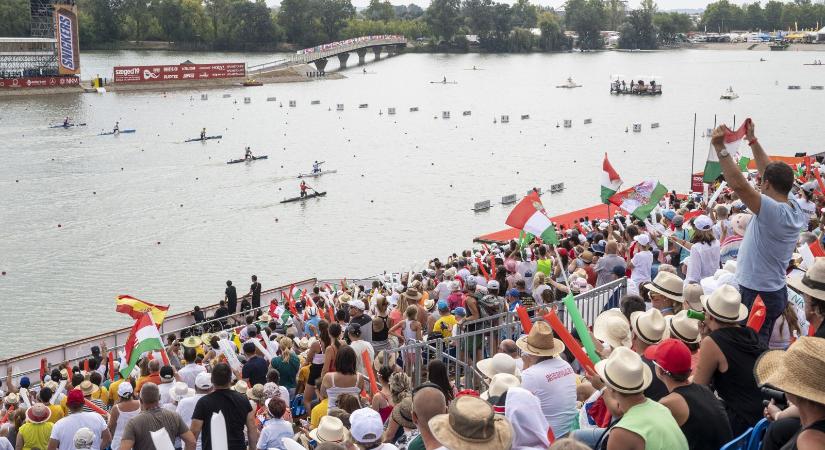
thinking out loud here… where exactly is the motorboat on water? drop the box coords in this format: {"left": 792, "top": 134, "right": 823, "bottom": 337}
{"left": 720, "top": 86, "right": 739, "bottom": 100}
{"left": 556, "top": 77, "right": 582, "bottom": 88}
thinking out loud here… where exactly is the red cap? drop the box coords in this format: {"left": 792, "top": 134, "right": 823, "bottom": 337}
{"left": 67, "top": 388, "right": 85, "bottom": 407}
{"left": 644, "top": 338, "right": 692, "bottom": 374}
{"left": 557, "top": 248, "right": 568, "bottom": 257}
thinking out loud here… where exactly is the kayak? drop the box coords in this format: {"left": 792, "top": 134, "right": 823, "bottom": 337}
{"left": 297, "top": 169, "right": 337, "bottom": 178}
{"left": 50, "top": 123, "right": 86, "bottom": 128}
{"left": 227, "top": 155, "right": 268, "bottom": 164}
{"left": 185, "top": 135, "right": 223, "bottom": 143}
{"left": 280, "top": 191, "right": 327, "bottom": 203}
{"left": 98, "top": 129, "right": 136, "bottom": 136}
{"left": 430, "top": 81, "right": 458, "bottom": 84}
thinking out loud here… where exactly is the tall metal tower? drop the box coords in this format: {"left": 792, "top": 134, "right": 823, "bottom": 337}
{"left": 30, "top": 0, "right": 55, "bottom": 38}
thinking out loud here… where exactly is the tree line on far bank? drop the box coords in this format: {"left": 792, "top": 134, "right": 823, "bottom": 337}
{"left": 2, "top": 0, "right": 808, "bottom": 53}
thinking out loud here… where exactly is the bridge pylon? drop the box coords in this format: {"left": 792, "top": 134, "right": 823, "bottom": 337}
{"left": 337, "top": 53, "right": 349, "bottom": 69}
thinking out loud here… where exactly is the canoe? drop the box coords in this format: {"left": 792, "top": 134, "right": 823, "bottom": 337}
{"left": 185, "top": 135, "right": 223, "bottom": 143}
{"left": 280, "top": 191, "right": 327, "bottom": 203}
{"left": 98, "top": 129, "right": 136, "bottom": 136}
{"left": 430, "top": 81, "right": 458, "bottom": 84}
{"left": 50, "top": 123, "right": 86, "bottom": 128}
{"left": 227, "top": 155, "right": 268, "bottom": 164}
{"left": 297, "top": 169, "right": 337, "bottom": 178}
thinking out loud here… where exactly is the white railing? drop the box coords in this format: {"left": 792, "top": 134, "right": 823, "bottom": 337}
{"left": 290, "top": 36, "right": 406, "bottom": 65}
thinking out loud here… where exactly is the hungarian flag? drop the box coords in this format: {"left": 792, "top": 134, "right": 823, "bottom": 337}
{"left": 609, "top": 180, "right": 668, "bottom": 220}
{"left": 601, "top": 153, "right": 623, "bottom": 204}
{"left": 120, "top": 313, "right": 164, "bottom": 378}
{"left": 116, "top": 295, "right": 169, "bottom": 326}
{"left": 703, "top": 119, "right": 752, "bottom": 183}
{"left": 505, "top": 192, "right": 559, "bottom": 245}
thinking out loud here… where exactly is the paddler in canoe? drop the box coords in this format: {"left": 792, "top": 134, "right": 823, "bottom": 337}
{"left": 312, "top": 160, "right": 324, "bottom": 174}
{"left": 200, "top": 127, "right": 207, "bottom": 140}
{"left": 63, "top": 116, "right": 70, "bottom": 126}
{"left": 245, "top": 146, "right": 254, "bottom": 161}
{"left": 113, "top": 121, "right": 120, "bottom": 134}
{"left": 300, "top": 180, "right": 312, "bottom": 198}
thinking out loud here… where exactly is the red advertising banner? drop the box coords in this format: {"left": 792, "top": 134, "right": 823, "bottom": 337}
{"left": 53, "top": 5, "right": 81, "bottom": 75}
{"left": 113, "top": 63, "right": 246, "bottom": 83}
{"left": 0, "top": 76, "right": 80, "bottom": 89}
{"left": 691, "top": 174, "right": 704, "bottom": 193}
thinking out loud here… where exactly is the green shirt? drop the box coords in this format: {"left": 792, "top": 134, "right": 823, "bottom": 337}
{"left": 406, "top": 434, "right": 425, "bottom": 450}
{"left": 615, "top": 399, "right": 689, "bottom": 450}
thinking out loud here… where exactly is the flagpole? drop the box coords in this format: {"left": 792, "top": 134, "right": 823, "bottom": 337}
{"left": 690, "top": 112, "right": 696, "bottom": 193}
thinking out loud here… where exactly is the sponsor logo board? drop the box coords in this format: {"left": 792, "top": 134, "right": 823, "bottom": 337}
{"left": 113, "top": 63, "right": 246, "bottom": 83}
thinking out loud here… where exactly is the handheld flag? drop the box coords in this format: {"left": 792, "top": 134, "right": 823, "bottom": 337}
{"left": 505, "top": 192, "right": 559, "bottom": 245}
{"left": 116, "top": 295, "right": 169, "bottom": 326}
{"left": 120, "top": 313, "right": 164, "bottom": 378}
{"left": 703, "top": 119, "right": 752, "bottom": 183}
{"left": 608, "top": 180, "right": 668, "bottom": 220}
{"left": 601, "top": 153, "right": 623, "bottom": 204}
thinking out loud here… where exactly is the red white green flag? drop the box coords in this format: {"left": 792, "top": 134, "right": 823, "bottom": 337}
{"left": 120, "top": 313, "right": 164, "bottom": 378}
{"left": 703, "top": 119, "right": 752, "bottom": 183}
{"left": 505, "top": 192, "right": 559, "bottom": 245}
{"left": 609, "top": 179, "right": 668, "bottom": 220}
{"left": 601, "top": 153, "right": 623, "bottom": 204}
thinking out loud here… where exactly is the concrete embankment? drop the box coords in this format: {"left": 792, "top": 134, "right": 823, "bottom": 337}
{"left": 0, "top": 64, "right": 343, "bottom": 98}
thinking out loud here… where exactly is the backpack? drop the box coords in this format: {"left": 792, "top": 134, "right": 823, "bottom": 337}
{"left": 478, "top": 294, "right": 505, "bottom": 318}
{"left": 518, "top": 292, "right": 536, "bottom": 310}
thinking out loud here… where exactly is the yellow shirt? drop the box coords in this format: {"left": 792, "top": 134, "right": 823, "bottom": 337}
{"left": 433, "top": 315, "right": 458, "bottom": 338}
{"left": 47, "top": 404, "right": 65, "bottom": 423}
{"left": 18, "top": 422, "right": 54, "bottom": 450}
{"left": 297, "top": 364, "right": 310, "bottom": 384}
{"left": 91, "top": 385, "right": 109, "bottom": 405}
{"left": 108, "top": 379, "right": 126, "bottom": 405}
{"left": 310, "top": 398, "right": 329, "bottom": 428}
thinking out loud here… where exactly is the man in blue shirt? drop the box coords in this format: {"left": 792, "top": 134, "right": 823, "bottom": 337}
{"left": 711, "top": 121, "right": 808, "bottom": 344}
{"left": 240, "top": 342, "right": 268, "bottom": 386}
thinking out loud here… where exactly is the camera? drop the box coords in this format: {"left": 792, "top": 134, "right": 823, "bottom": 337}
{"left": 761, "top": 386, "right": 787, "bottom": 409}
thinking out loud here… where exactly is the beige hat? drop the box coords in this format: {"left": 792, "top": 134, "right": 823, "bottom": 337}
{"left": 646, "top": 271, "right": 684, "bottom": 303}
{"left": 682, "top": 283, "right": 704, "bottom": 312}
{"left": 664, "top": 311, "right": 701, "bottom": 344}
{"left": 309, "top": 415, "right": 347, "bottom": 443}
{"left": 630, "top": 308, "right": 666, "bottom": 345}
{"left": 79, "top": 380, "right": 99, "bottom": 396}
{"left": 731, "top": 213, "right": 752, "bottom": 236}
{"left": 429, "top": 395, "right": 513, "bottom": 450}
{"left": 755, "top": 337, "right": 825, "bottom": 405}
{"left": 338, "top": 293, "right": 352, "bottom": 304}
{"left": 424, "top": 298, "right": 435, "bottom": 311}
{"left": 169, "top": 382, "right": 195, "bottom": 402}
{"left": 247, "top": 384, "right": 265, "bottom": 402}
{"left": 788, "top": 257, "right": 825, "bottom": 301}
{"left": 700, "top": 284, "right": 748, "bottom": 323}
{"left": 182, "top": 336, "right": 202, "bottom": 348}
{"left": 233, "top": 380, "right": 249, "bottom": 395}
{"left": 391, "top": 397, "right": 416, "bottom": 429}
{"left": 476, "top": 353, "right": 521, "bottom": 379}
{"left": 3, "top": 392, "right": 19, "bottom": 405}
{"left": 595, "top": 346, "right": 653, "bottom": 394}
{"left": 594, "top": 309, "right": 632, "bottom": 349}
{"left": 516, "top": 321, "right": 565, "bottom": 357}
{"left": 480, "top": 373, "right": 521, "bottom": 400}
{"left": 258, "top": 313, "right": 272, "bottom": 322}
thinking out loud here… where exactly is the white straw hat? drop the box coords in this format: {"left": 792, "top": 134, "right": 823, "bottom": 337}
{"left": 480, "top": 373, "right": 521, "bottom": 400}
{"left": 700, "top": 284, "right": 748, "bottom": 323}
{"left": 630, "top": 308, "right": 666, "bottom": 345}
{"left": 595, "top": 347, "right": 652, "bottom": 394}
{"left": 646, "top": 271, "right": 684, "bottom": 303}
{"left": 593, "top": 309, "right": 632, "bottom": 349}
{"left": 664, "top": 311, "right": 701, "bottom": 344}
{"left": 476, "top": 353, "right": 521, "bottom": 380}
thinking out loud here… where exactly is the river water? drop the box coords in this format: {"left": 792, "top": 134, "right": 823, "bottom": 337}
{"left": 1, "top": 48, "right": 824, "bottom": 357}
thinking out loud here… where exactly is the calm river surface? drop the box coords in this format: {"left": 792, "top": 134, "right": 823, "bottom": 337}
{"left": 2, "top": 48, "right": 824, "bottom": 357}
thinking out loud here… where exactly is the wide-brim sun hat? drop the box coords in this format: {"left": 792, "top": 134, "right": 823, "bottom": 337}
{"left": 700, "top": 284, "right": 748, "bottom": 323}
{"left": 664, "top": 310, "right": 701, "bottom": 344}
{"left": 788, "top": 257, "right": 825, "bottom": 301}
{"left": 755, "top": 336, "right": 825, "bottom": 405}
{"left": 480, "top": 373, "right": 521, "bottom": 400}
{"left": 595, "top": 346, "right": 652, "bottom": 394}
{"left": 630, "top": 308, "right": 666, "bottom": 345}
{"left": 731, "top": 213, "right": 753, "bottom": 236}
{"left": 392, "top": 397, "right": 416, "bottom": 429}
{"left": 429, "top": 395, "right": 513, "bottom": 450}
{"left": 26, "top": 403, "right": 51, "bottom": 423}
{"left": 515, "top": 321, "right": 565, "bottom": 357}
{"left": 646, "top": 271, "right": 684, "bottom": 303}
{"left": 170, "top": 382, "right": 195, "bottom": 402}
{"left": 309, "top": 415, "right": 347, "bottom": 443}
{"left": 476, "top": 353, "right": 521, "bottom": 379}
{"left": 182, "top": 336, "right": 202, "bottom": 348}
{"left": 593, "top": 309, "right": 632, "bottom": 349}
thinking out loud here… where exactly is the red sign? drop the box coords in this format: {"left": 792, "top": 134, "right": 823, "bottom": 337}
{"left": 113, "top": 63, "right": 246, "bottom": 83}
{"left": 691, "top": 174, "right": 704, "bottom": 193}
{"left": 0, "top": 76, "right": 80, "bottom": 89}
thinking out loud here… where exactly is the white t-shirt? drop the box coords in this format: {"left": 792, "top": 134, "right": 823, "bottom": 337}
{"left": 257, "top": 418, "right": 295, "bottom": 450}
{"left": 685, "top": 241, "right": 721, "bottom": 284}
{"left": 177, "top": 363, "right": 207, "bottom": 389}
{"left": 434, "top": 282, "right": 451, "bottom": 301}
{"left": 350, "top": 339, "right": 375, "bottom": 378}
{"left": 0, "top": 437, "right": 13, "bottom": 450}
{"left": 458, "top": 268, "right": 472, "bottom": 282}
{"left": 630, "top": 250, "right": 653, "bottom": 284}
{"left": 50, "top": 412, "right": 108, "bottom": 450}
{"left": 520, "top": 357, "right": 578, "bottom": 437}
{"left": 158, "top": 381, "right": 175, "bottom": 406}
{"left": 177, "top": 393, "right": 205, "bottom": 450}
{"left": 517, "top": 261, "right": 538, "bottom": 293}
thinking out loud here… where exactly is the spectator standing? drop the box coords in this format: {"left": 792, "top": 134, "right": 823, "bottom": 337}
{"left": 225, "top": 281, "right": 237, "bottom": 315}
{"left": 119, "top": 382, "right": 195, "bottom": 450}
{"left": 595, "top": 241, "right": 626, "bottom": 287}
{"left": 47, "top": 389, "right": 111, "bottom": 450}
{"left": 711, "top": 122, "right": 808, "bottom": 343}
{"left": 106, "top": 383, "right": 140, "bottom": 450}
{"left": 176, "top": 373, "right": 211, "bottom": 450}
{"left": 248, "top": 275, "right": 262, "bottom": 310}
{"left": 240, "top": 342, "right": 268, "bottom": 387}
{"left": 177, "top": 347, "right": 206, "bottom": 390}
{"left": 189, "top": 363, "right": 257, "bottom": 450}
{"left": 348, "top": 300, "right": 373, "bottom": 343}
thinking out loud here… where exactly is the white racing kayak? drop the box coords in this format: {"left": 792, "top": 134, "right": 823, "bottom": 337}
{"left": 297, "top": 169, "right": 337, "bottom": 179}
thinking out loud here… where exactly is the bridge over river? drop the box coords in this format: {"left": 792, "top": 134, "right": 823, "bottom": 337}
{"left": 248, "top": 35, "right": 407, "bottom": 76}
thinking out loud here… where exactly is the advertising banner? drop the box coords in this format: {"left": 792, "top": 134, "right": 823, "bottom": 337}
{"left": 53, "top": 5, "right": 80, "bottom": 75}
{"left": 0, "top": 76, "right": 80, "bottom": 89}
{"left": 691, "top": 174, "right": 704, "bottom": 193}
{"left": 113, "top": 63, "right": 246, "bottom": 83}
